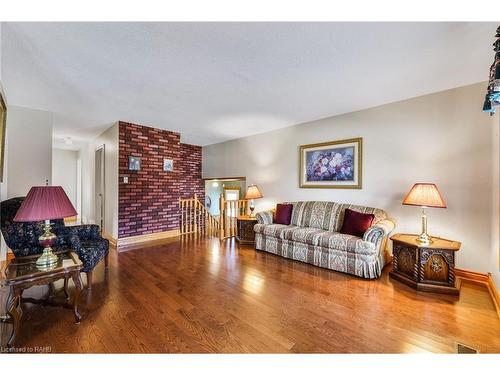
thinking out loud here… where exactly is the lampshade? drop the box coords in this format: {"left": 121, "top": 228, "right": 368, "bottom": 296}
{"left": 14, "top": 186, "right": 77, "bottom": 222}
{"left": 402, "top": 183, "right": 446, "bottom": 209}
{"left": 244, "top": 185, "right": 263, "bottom": 200}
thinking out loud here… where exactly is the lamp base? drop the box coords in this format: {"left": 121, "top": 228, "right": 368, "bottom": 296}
{"left": 249, "top": 200, "right": 256, "bottom": 217}
{"left": 36, "top": 220, "right": 58, "bottom": 270}
{"left": 416, "top": 207, "right": 433, "bottom": 246}
{"left": 416, "top": 233, "right": 433, "bottom": 246}
{"left": 36, "top": 247, "right": 59, "bottom": 269}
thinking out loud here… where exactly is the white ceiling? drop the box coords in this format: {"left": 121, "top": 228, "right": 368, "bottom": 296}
{"left": 1, "top": 22, "right": 496, "bottom": 146}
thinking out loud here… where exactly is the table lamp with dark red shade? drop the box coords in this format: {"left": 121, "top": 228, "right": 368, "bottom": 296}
{"left": 14, "top": 186, "right": 77, "bottom": 268}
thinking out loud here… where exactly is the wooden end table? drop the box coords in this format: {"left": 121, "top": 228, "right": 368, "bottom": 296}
{"left": 390, "top": 233, "right": 461, "bottom": 295}
{"left": 0, "top": 251, "right": 83, "bottom": 348}
{"left": 236, "top": 215, "right": 258, "bottom": 245}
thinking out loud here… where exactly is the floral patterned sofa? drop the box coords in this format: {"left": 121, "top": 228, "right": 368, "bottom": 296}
{"left": 254, "top": 201, "right": 395, "bottom": 279}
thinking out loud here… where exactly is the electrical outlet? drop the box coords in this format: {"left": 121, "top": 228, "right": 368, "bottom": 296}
{"left": 123, "top": 176, "right": 129, "bottom": 184}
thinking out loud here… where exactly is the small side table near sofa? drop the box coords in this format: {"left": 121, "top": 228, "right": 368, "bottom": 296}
{"left": 236, "top": 215, "right": 258, "bottom": 245}
{"left": 390, "top": 233, "right": 461, "bottom": 295}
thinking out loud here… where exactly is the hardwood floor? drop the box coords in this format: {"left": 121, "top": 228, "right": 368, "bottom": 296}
{"left": 1, "top": 235, "right": 500, "bottom": 353}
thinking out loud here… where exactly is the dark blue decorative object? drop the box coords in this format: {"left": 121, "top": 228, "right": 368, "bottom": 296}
{"left": 483, "top": 26, "right": 500, "bottom": 115}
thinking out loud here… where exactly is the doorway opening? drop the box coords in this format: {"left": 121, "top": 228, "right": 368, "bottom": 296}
{"left": 52, "top": 148, "right": 81, "bottom": 224}
{"left": 203, "top": 177, "right": 246, "bottom": 217}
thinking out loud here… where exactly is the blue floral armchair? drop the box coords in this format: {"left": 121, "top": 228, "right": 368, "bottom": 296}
{"left": 0, "top": 197, "right": 109, "bottom": 289}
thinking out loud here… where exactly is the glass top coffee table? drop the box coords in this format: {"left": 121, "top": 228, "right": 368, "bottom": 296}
{"left": 0, "top": 251, "right": 83, "bottom": 348}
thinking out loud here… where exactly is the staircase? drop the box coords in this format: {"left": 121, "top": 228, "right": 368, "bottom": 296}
{"left": 179, "top": 194, "right": 250, "bottom": 240}
{"left": 179, "top": 194, "right": 220, "bottom": 237}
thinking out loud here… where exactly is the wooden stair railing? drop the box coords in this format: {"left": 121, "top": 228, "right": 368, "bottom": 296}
{"left": 179, "top": 194, "right": 250, "bottom": 240}
{"left": 179, "top": 194, "right": 220, "bottom": 237}
{"left": 218, "top": 194, "right": 249, "bottom": 240}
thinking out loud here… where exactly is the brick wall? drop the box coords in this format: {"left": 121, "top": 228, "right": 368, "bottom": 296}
{"left": 179, "top": 143, "right": 204, "bottom": 201}
{"left": 118, "top": 121, "right": 203, "bottom": 238}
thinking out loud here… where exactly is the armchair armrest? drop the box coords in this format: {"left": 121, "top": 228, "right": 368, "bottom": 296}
{"left": 255, "top": 210, "right": 275, "bottom": 224}
{"left": 54, "top": 232, "right": 80, "bottom": 249}
{"left": 64, "top": 224, "right": 102, "bottom": 241}
{"left": 363, "top": 218, "right": 396, "bottom": 246}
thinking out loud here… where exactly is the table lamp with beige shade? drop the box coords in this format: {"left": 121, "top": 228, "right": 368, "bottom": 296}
{"left": 244, "top": 184, "right": 263, "bottom": 217}
{"left": 402, "top": 183, "right": 446, "bottom": 245}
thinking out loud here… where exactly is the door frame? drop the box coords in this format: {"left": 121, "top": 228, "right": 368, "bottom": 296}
{"left": 95, "top": 145, "right": 105, "bottom": 232}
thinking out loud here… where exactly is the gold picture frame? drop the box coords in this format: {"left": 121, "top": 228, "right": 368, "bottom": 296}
{"left": 299, "top": 137, "right": 362, "bottom": 189}
{"left": 0, "top": 91, "right": 6, "bottom": 183}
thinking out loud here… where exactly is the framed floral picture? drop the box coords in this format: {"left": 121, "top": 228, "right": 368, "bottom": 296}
{"left": 299, "top": 137, "right": 362, "bottom": 189}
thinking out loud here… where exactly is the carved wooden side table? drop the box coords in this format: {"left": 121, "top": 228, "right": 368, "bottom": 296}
{"left": 236, "top": 215, "right": 258, "bottom": 245}
{"left": 0, "top": 251, "right": 83, "bottom": 348}
{"left": 390, "top": 233, "right": 461, "bottom": 295}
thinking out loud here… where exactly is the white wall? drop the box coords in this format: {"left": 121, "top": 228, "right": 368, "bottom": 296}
{"left": 79, "top": 123, "right": 119, "bottom": 238}
{"left": 97, "top": 123, "right": 119, "bottom": 238}
{"left": 79, "top": 141, "right": 93, "bottom": 224}
{"left": 6, "top": 105, "right": 52, "bottom": 198}
{"left": 52, "top": 148, "right": 78, "bottom": 211}
{"left": 1, "top": 105, "right": 52, "bottom": 260}
{"left": 204, "top": 82, "right": 499, "bottom": 277}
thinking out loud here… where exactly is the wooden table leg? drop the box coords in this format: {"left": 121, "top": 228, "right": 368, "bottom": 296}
{"left": 71, "top": 271, "right": 83, "bottom": 323}
{"left": 63, "top": 276, "right": 70, "bottom": 300}
{"left": 6, "top": 287, "right": 21, "bottom": 348}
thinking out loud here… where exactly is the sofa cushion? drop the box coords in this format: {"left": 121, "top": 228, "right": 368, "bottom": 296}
{"left": 289, "top": 201, "right": 387, "bottom": 232}
{"left": 255, "top": 223, "right": 375, "bottom": 254}
{"left": 313, "top": 231, "right": 376, "bottom": 254}
{"left": 290, "top": 201, "right": 340, "bottom": 230}
{"left": 339, "top": 208, "right": 375, "bottom": 237}
{"left": 77, "top": 239, "right": 109, "bottom": 273}
{"left": 281, "top": 226, "right": 325, "bottom": 243}
{"left": 254, "top": 225, "right": 322, "bottom": 244}
{"left": 275, "top": 203, "right": 293, "bottom": 225}
{"left": 283, "top": 227, "right": 375, "bottom": 254}
{"left": 254, "top": 223, "right": 299, "bottom": 238}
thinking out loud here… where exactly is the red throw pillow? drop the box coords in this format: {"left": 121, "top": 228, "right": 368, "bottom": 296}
{"left": 274, "top": 204, "right": 293, "bottom": 225}
{"left": 340, "top": 208, "right": 375, "bottom": 237}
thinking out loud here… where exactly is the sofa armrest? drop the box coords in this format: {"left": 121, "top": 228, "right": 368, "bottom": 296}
{"left": 363, "top": 218, "right": 396, "bottom": 246}
{"left": 255, "top": 210, "right": 275, "bottom": 224}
